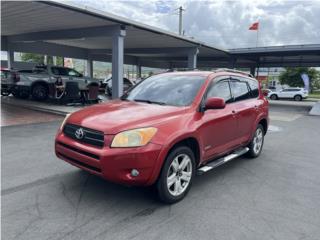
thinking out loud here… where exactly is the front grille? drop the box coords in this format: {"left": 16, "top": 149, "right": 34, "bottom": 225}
{"left": 57, "top": 141, "right": 100, "bottom": 160}
{"left": 57, "top": 152, "right": 101, "bottom": 173}
{"left": 63, "top": 124, "right": 104, "bottom": 148}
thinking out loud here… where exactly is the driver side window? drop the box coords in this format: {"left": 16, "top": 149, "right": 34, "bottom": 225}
{"left": 67, "top": 69, "right": 81, "bottom": 77}
{"left": 206, "top": 80, "right": 233, "bottom": 103}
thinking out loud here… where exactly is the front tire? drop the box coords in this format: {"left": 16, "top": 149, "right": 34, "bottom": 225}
{"left": 270, "top": 94, "right": 277, "bottom": 100}
{"left": 247, "top": 124, "right": 264, "bottom": 158}
{"left": 156, "top": 146, "right": 195, "bottom": 204}
{"left": 294, "top": 95, "right": 302, "bottom": 101}
{"left": 32, "top": 84, "right": 48, "bottom": 101}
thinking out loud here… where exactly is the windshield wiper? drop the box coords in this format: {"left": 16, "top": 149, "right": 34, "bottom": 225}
{"left": 134, "top": 99, "right": 167, "bottom": 105}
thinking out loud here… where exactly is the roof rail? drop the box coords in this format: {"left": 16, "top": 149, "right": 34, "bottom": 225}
{"left": 166, "top": 68, "right": 198, "bottom": 72}
{"left": 214, "top": 68, "right": 254, "bottom": 78}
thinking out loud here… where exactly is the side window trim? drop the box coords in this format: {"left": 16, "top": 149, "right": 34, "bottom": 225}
{"left": 199, "top": 76, "right": 231, "bottom": 111}
{"left": 203, "top": 76, "right": 232, "bottom": 100}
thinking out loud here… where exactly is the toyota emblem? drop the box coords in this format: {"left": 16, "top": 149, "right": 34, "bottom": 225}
{"left": 75, "top": 128, "right": 85, "bottom": 139}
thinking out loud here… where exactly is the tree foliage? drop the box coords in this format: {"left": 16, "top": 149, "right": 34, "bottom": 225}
{"left": 21, "top": 53, "right": 44, "bottom": 64}
{"left": 20, "top": 53, "right": 64, "bottom": 66}
{"left": 279, "top": 67, "right": 319, "bottom": 91}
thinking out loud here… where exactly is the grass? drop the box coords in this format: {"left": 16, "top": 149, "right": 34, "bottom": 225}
{"left": 309, "top": 93, "right": 320, "bottom": 99}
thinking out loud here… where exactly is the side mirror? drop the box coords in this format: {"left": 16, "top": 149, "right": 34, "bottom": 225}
{"left": 205, "top": 97, "right": 226, "bottom": 110}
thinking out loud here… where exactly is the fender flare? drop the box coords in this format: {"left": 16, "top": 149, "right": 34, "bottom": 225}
{"left": 146, "top": 132, "right": 202, "bottom": 185}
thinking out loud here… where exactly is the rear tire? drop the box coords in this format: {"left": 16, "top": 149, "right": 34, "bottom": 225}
{"left": 246, "top": 124, "right": 264, "bottom": 158}
{"left": 32, "top": 84, "right": 48, "bottom": 101}
{"left": 156, "top": 146, "right": 195, "bottom": 204}
{"left": 270, "top": 94, "right": 277, "bottom": 100}
{"left": 294, "top": 95, "right": 302, "bottom": 101}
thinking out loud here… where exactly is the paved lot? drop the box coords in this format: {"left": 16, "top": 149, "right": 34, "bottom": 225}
{"left": 1, "top": 103, "right": 63, "bottom": 127}
{"left": 2, "top": 104, "right": 320, "bottom": 240}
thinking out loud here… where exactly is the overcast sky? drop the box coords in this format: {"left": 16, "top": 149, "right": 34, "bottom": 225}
{"left": 71, "top": 0, "right": 319, "bottom": 49}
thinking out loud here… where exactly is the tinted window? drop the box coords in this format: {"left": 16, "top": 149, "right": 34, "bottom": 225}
{"left": 51, "top": 67, "right": 68, "bottom": 76}
{"left": 125, "top": 74, "right": 206, "bottom": 106}
{"left": 246, "top": 78, "right": 259, "bottom": 98}
{"left": 206, "top": 80, "right": 232, "bottom": 103}
{"left": 67, "top": 69, "right": 82, "bottom": 77}
{"left": 230, "top": 80, "right": 251, "bottom": 102}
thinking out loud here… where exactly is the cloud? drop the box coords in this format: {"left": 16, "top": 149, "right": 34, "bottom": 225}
{"left": 71, "top": 0, "right": 320, "bottom": 49}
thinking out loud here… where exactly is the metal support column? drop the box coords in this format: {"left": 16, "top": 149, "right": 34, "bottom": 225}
{"left": 187, "top": 48, "right": 199, "bottom": 69}
{"left": 229, "top": 57, "right": 237, "bottom": 69}
{"left": 86, "top": 57, "right": 93, "bottom": 78}
{"left": 250, "top": 66, "right": 256, "bottom": 76}
{"left": 137, "top": 63, "right": 142, "bottom": 79}
{"left": 7, "top": 46, "right": 14, "bottom": 69}
{"left": 112, "top": 27, "right": 126, "bottom": 99}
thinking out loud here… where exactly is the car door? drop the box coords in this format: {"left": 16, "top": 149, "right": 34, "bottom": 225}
{"left": 278, "top": 89, "right": 290, "bottom": 98}
{"left": 198, "top": 77, "right": 238, "bottom": 160}
{"left": 50, "top": 67, "right": 70, "bottom": 85}
{"left": 229, "top": 77, "right": 257, "bottom": 143}
{"left": 67, "top": 68, "right": 87, "bottom": 90}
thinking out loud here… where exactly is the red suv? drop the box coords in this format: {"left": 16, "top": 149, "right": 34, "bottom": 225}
{"left": 55, "top": 70, "right": 269, "bottom": 203}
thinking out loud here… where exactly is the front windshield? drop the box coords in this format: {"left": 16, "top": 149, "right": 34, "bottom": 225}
{"left": 124, "top": 74, "right": 206, "bottom": 106}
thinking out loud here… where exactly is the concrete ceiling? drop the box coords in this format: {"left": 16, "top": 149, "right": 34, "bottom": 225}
{"left": 1, "top": 1, "right": 319, "bottom": 68}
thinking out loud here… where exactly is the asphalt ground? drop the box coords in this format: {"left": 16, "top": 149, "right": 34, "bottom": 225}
{"left": 1, "top": 103, "right": 63, "bottom": 127}
{"left": 1, "top": 103, "right": 320, "bottom": 240}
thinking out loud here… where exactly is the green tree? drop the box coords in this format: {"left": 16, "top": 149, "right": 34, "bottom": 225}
{"left": 21, "top": 53, "right": 64, "bottom": 66}
{"left": 21, "top": 53, "right": 44, "bottom": 64}
{"left": 279, "top": 67, "right": 319, "bottom": 92}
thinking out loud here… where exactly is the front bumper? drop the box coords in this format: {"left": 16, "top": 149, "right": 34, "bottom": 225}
{"left": 55, "top": 131, "right": 163, "bottom": 186}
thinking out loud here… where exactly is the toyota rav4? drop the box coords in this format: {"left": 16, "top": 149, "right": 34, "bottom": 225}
{"left": 55, "top": 69, "right": 269, "bottom": 203}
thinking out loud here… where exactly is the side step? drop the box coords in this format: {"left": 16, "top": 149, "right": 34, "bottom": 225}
{"left": 197, "top": 147, "right": 249, "bottom": 175}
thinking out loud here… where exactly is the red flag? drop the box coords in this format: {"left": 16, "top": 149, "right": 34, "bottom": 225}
{"left": 249, "top": 22, "right": 259, "bottom": 30}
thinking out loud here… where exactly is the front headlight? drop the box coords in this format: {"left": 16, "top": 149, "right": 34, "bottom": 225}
{"left": 60, "top": 113, "right": 71, "bottom": 130}
{"left": 111, "top": 127, "right": 157, "bottom": 147}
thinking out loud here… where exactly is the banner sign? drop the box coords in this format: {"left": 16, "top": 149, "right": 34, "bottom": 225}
{"left": 301, "top": 73, "right": 310, "bottom": 92}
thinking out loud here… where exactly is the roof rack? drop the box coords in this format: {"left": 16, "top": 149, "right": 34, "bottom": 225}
{"left": 214, "top": 68, "right": 254, "bottom": 78}
{"left": 166, "top": 68, "right": 198, "bottom": 72}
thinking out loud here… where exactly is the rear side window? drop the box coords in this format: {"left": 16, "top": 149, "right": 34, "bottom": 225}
{"left": 246, "top": 78, "right": 259, "bottom": 98}
{"left": 51, "top": 67, "right": 68, "bottom": 76}
{"left": 230, "top": 80, "right": 251, "bottom": 102}
{"left": 206, "top": 80, "right": 233, "bottom": 103}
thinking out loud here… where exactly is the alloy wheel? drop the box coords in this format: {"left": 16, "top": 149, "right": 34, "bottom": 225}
{"left": 253, "top": 128, "right": 263, "bottom": 154}
{"left": 166, "top": 153, "right": 192, "bottom": 196}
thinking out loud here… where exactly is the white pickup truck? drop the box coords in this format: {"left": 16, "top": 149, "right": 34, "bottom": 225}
{"left": 268, "top": 88, "right": 308, "bottom": 101}
{"left": 11, "top": 65, "right": 100, "bottom": 100}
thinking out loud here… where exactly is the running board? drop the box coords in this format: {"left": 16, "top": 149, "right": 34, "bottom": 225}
{"left": 197, "top": 147, "right": 249, "bottom": 175}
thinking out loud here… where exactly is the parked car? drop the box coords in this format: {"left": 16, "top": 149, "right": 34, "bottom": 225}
{"left": 1, "top": 68, "right": 17, "bottom": 96}
{"left": 11, "top": 65, "right": 100, "bottom": 101}
{"left": 268, "top": 88, "right": 308, "bottom": 101}
{"left": 55, "top": 69, "right": 269, "bottom": 203}
{"left": 103, "top": 77, "right": 134, "bottom": 96}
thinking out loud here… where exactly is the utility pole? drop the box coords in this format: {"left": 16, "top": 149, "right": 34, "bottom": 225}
{"left": 178, "top": 6, "right": 185, "bottom": 35}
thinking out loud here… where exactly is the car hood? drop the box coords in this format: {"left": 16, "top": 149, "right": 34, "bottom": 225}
{"left": 67, "top": 100, "right": 187, "bottom": 134}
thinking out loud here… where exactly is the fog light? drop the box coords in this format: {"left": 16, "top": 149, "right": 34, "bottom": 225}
{"left": 131, "top": 169, "right": 139, "bottom": 177}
